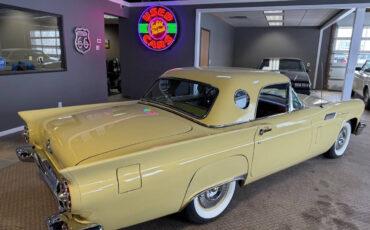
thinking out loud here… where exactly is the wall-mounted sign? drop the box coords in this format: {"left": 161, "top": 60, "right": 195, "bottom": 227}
{"left": 74, "top": 27, "right": 91, "bottom": 54}
{"left": 138, "top": 6, "right": 178, "bottom": 51}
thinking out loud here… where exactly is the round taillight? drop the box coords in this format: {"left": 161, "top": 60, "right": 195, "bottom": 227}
{"left": 58, "top": 179, "right": 71, "bottom": 212}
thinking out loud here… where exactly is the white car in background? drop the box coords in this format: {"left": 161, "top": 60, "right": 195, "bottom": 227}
{"left": 353, "top": 60, "right": 370, "bottom": 109}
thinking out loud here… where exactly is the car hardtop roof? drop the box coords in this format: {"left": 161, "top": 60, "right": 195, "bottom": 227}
{"left": 157, "top": 67, "right": 291, "bottom": 127}
{"left": 262, "top": 57, "right": 304, "bottom": 61}
{"left": 161, "top": 67, "right": 290, "bottom": 90}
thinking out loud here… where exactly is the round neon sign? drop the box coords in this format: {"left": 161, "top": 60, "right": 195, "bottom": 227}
{"left": 138, "top": 6, "right": 178, "bottom": 51}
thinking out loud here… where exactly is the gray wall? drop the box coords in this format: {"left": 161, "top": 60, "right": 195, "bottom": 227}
{"left": 200, "top": 13, "right": 234, "bottom": 67}
{"left": 0, "top": 0, "right": 127, "bottom": 132}
{"left": 232, "top": 27, "right": 326, "bottom": 84}
{"left": 105, "top": 23, "right": 120, "bottom": 60}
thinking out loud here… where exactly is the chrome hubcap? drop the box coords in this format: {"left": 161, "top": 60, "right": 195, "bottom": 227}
{"left": 198, "top": 184, "right": 228, "bottom": 209}
{"left": 335, "top": 127, "right": 347, "bottom": 151}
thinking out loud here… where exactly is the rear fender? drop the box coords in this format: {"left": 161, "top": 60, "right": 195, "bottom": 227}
{"left": 180, "top": 155, "right": 248, "bottom": 209}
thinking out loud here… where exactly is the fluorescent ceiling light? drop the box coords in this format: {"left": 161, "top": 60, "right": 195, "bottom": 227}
{"left": 266, "top": 15, "right": 283, "bottom": 21}
{"left": 264, "top": 10, "right": 283, "bottom": 14}
{"left": 104, "top": 14, "right": 118, "bottom": 19}
{"left": 269, "top": 21, "right": 283, "bottom": 26}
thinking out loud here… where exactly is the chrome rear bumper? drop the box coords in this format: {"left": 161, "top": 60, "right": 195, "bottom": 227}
{"left": 355, "top": 122, "right": 366, "bottom": 135}
{"left": 16, "top": 145, "right": 35, "bottom": 162}
{"left": 46, "top": 213, "right": 103, "bottom": 230}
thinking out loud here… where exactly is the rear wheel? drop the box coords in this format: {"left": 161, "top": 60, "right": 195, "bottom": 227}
{"left": 325, "top": 122, "right": 351, "bottom": 159}
{"left": 364, "top": 88, "right": 370, "bottom": 110}
{"left": 183, "top": 181, "right": 236, "bottom": 224}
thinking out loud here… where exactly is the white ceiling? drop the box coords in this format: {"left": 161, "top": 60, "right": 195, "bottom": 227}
{"left": 211, "top": 9, "right": 341, "bottom": 27}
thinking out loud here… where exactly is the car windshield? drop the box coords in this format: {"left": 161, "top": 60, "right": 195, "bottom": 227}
{"left": 142, "top": 78, "right": 219, "bottom": 119}
{"left": 260, "top": 59, "right": 305, "bottom": 72}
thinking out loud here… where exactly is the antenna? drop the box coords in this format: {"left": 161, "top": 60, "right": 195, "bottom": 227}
{"left": 320, "top": 62, "right": 324, "bottom": 108}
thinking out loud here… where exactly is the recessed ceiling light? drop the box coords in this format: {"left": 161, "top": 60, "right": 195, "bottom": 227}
{"left": 269, "top": 21, "right": 283, "bottom": 26}
{"left": 266, "top": 15, "right": 283, "bottom": 21}
{"left": 264, "top": 10, "right": 283, "bottom": 14}
{"left": 228, "top": 16, "right": 248, "bottom": 19}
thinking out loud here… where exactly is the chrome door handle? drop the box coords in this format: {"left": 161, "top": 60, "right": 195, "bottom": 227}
{"left": 259, "top": 128, "right": 272, "bottom": 135}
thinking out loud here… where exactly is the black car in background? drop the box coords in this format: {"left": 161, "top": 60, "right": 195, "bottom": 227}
{"left": 258, "top": 58, "right": 311, "bottom": 95}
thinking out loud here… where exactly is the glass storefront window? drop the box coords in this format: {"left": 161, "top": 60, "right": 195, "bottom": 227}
{"left": 334, "top": 40, "right": 351, "bottom": 51}
{"left": 0, "top": 6, "right": 65, "bottom": 74}
{"left": 337, "top": 27, "right": 352, "bottom": 38}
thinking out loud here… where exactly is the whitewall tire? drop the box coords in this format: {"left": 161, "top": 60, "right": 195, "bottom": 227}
{"left": 325, "top": 122, "right": 351, "bottom": 159}
{"left": 183, "top": 181, "right": 236, "bottom": 224}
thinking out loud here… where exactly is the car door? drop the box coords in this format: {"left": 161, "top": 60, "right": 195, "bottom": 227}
{"left": 250, "top": 84, "right": 313, "bottom": 179}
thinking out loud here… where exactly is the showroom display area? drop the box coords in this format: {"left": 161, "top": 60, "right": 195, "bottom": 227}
{"left": 0, "top": 0, "right": 370, "bottom": 134}
{"left": 0, "top": 0, "right": 370, "bottom": 230}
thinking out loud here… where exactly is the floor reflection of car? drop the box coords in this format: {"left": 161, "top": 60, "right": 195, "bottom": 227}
{"left": 353, "top": 60, "right": 370, "bottom": 109}
{"left": 258, "top": 58, "right": 311, "bottom": 95}
{"left": 0, "top": 48, "right": 61, "bottom": 71}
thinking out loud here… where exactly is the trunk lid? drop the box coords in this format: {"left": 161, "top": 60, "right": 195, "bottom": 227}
{"left": 42, "top": 103, "right": 192, "bottom": 168}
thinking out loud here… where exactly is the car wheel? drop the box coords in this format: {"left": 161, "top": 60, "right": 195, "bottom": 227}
{"left": 183, "top": 181, "right": 236, "bottom": 224}
{"left": 364, "top": 88, "right": 370, "bottom": 110}
{"left": 325, "top": 122, "right": 351, "bottom": 159}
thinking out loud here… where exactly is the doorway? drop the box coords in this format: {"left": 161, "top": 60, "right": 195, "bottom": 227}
{"left": 200, "top": 28, "right": 210, "bottom": 67}
{"left": 104, "top": 14, "right": 122, "bottom": 101}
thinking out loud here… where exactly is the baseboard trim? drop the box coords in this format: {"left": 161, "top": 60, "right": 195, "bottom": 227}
{"left": 0, "top": 126, "right": 24, "bottom": 137}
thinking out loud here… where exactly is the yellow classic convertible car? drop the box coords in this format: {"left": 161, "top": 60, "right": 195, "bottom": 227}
{"left": 16, "top": 67, "right": 366, "bottom": 230}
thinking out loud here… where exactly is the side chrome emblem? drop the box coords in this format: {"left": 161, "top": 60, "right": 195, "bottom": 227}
{"left": 46, "top": 139, "right": 53, "bottom": 154}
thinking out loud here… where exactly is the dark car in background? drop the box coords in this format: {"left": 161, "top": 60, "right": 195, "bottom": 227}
{"left": 258, "top": 58, "right": 311, "bottom": 95}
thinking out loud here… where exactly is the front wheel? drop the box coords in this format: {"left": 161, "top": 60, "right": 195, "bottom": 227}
{"left": 325, "top": 122, "right": 351, "bottom": 159}
{"left": 183, "top": 181, "right": 236, "bottom": 224}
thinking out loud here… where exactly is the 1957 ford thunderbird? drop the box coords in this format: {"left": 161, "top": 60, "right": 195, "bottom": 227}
{"left": 16, "top": 67, "right": 366, "bottom": 230}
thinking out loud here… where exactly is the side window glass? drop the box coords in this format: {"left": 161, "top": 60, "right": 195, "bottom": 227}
{"left": 234, "top": 89, "right": 250, "bottom": 109}
{"left": 364, "top": 61, "right": 370, "bottom": 73}
{"left": 256, "top": 83, "right": 289, "bottom": 119}
{"left": 292, "top": 90, "right": 304, "bottom": 110}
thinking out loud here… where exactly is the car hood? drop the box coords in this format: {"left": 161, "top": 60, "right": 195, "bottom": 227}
{"left": 43, "top": 103, "right": 192, "bottom": 168}
{"left": 279, "top": 70, "right": 310, "bottom": 82}
{"left": 298, "top": 94, "right": 328, "bottom": 107}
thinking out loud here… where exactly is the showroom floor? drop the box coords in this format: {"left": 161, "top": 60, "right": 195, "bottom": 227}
{"left": 0, "top": 91, "right": 369, "bottom": 230}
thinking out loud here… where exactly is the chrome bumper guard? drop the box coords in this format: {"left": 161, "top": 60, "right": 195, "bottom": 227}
{"left": 17, "top": 147, "right": 103, "bottom": 230}
{"left": 16, "top": 145, "right": 35, "bottom": 162}
{"left": 355, "top": 122, "right": 366, "bottom": 136}
{"left": 46, "top": 213, "right": 103, "bottom": 230}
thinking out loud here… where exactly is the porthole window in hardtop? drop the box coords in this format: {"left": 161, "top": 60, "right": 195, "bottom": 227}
{"left": 234, "top": 89, "right": 250, "bottom": 109}
{"left": 0, "top": 6, "right": 65, "bottom": 75}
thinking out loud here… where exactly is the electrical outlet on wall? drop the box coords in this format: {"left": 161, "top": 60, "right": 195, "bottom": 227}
{"left": 209, "top": 59, "right": 212, "bottom": 65}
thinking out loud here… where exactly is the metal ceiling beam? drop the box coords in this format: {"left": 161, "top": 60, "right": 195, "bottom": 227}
{"left": 342, "top": 8, "right": 366, "bottom": 101}
{"left": 313, "top": 9, "right": 355, "bottom": 89}
{"left": 320, "top": 9, "right": 355, "bottom": 30}
{"left": 109, "top": 0, "right": 293, "bottom": 8}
